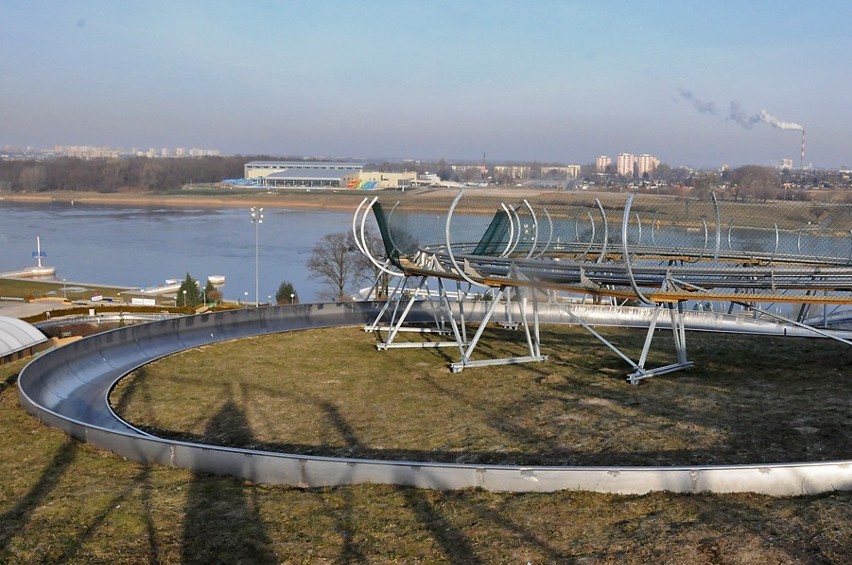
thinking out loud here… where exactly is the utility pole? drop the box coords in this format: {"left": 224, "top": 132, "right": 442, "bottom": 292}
{"left": 250, "top": 207, "right": 263, "bottom": 307}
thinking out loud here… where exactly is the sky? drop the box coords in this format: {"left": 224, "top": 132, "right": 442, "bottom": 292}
{"left": 2, "top": 0, "right": 851, "bottom": 169}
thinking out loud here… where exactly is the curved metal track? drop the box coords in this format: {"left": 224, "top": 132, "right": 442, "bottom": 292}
{"left": 18, "top": 303, "right": 852, "bottom": 495}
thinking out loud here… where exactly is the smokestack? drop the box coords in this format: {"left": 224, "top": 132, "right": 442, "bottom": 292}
{"left": 801, "top": 129, "right": 806, "bottom": 169}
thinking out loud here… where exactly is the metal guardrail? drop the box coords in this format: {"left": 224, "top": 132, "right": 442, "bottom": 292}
{"left": 17, "top": 302, "right": 852, "bottom": 495}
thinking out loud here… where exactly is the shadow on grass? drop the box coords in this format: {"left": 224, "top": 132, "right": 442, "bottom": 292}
{"left": 181, "top": 396, "right": 277, "bottom": 564}
{"left": 1, "top": 371, "right": 166, "bottom": 561}
{"left": 46, "top": 464, "right": 163, "bottom": 563}
{"left": 0, "top": 438, "right": 77, "bottom": 552}
{"left": 402, "top": 488, "right": 484, "bottom": 565}
{"left": 0, "top": 373, "right": 18, "bottom": 395}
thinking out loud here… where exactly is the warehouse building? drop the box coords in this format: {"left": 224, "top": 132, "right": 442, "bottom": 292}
{"left": 242, "top": 161, "right": 416, "bottom": 190}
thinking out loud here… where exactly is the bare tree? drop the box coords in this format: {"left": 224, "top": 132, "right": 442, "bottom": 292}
{"left": 307, "top": 232, "right": 365, "bottom": 302}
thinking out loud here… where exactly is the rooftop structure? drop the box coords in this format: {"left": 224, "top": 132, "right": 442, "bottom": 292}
{"left": 244, "top": 161, "right": 365, "bottom": 179}
{"left": 0, "top": 316, "right": 47, "bottom": 364}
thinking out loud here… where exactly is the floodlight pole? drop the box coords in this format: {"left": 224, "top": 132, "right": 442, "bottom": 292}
{"left": 250, "top": 207, "right": 263, "bottom": 307}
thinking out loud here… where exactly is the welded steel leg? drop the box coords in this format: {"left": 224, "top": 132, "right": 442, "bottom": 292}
{"left": 376, "top": 277, "right": 461, "bottom": 351}
{"left": 518, "top": 287, "right": 536, "bottom": 357}
{"left": 637, "top": 304, "right": 664, "bottom": 371}
{"left": 532, "top": 289, "right": 542, "bottom": 358}
{"left": 671, "top": 301, "right": 688, "bottom": 366}
{"left": 365, "top": 275, "right": 408, "bottom": 332}
{"left": 377, "top": 277, "right": 428, "bottom": 349}
{"left": 457, "top": 280, "right": 468, "bottom": 344}
{"left": 451, "top": 287, "right": 504, "bottom": 371}
{"left": 439, "top": 277, "right": 467, "bottom": 359}
{"left": 450, "top": 286, "right": 548, "bottom": 373}
{"left": 627, "top": 301, "right": 693, "bottom": 385}
{"left": 421, "top": 278, "right": 447, "bottom": 331}
{"left": 504, "top": 287, "right": 514, "bottom": 327}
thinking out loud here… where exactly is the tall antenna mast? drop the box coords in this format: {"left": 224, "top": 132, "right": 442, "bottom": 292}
{"left": 35, "top": 236, "right": 44, "bottom": 268}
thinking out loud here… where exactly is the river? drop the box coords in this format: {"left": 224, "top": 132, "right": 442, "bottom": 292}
{"left": 0, "top": 201, "right": 356, "bottom": 302}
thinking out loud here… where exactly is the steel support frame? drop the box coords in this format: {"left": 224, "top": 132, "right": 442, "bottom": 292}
{"left": 369, "top": 276, "right": 458, "bottom": 350}
{"left": 548, "top": 295, "right": 693, "bottom": 385}
{"left": 448, "top": 284, "right": 548, "bottom": 373}
{"left": 626, "top": 301, "right": 693, "bottom": 385}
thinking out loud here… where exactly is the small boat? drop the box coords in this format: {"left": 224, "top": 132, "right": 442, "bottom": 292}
{"left": 207, "top": 275, "right": 225, "bottom": 286}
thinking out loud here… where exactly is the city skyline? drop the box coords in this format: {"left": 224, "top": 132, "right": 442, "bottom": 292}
{"left": 2, "top": 1, "right": 851, "bottom": 169}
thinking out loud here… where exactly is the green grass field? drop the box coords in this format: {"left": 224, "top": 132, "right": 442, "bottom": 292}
{"left": 0, "top": 278, "right": 129, "bottom": 302}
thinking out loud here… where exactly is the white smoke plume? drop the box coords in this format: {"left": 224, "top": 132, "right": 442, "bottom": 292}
{"left": 758, "top": 110, "right": 804, "bottom": 131}
{"left": 677, "top": 89, "right": 804, "bottom": 133}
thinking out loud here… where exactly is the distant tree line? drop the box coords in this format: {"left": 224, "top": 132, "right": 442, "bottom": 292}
{"left": 0, "top": 155, "right": 268, "bottom": 193}
{"left": 3, "top": 155, "right": 850, "bottom": 202}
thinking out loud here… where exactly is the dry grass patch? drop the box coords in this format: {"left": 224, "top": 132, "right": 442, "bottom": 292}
{"left": 112, "top": 325, "right": 852, "bottom": 466}
{"left": 0, "top": 357, "right": 848, "bottom": 562}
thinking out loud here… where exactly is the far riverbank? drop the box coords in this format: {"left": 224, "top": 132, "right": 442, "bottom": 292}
{"left": 0, "top": 189, "right": 372, "bottom": 212}
{"left": 0, "top": 186, "right": 555, "bottom": 212}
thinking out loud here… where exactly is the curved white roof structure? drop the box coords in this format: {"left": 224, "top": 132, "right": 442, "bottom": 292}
{"left": 0, "top": 316, "right": 47, "bottom": 358}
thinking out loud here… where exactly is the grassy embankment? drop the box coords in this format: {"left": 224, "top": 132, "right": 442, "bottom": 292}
{"left": 80, "top": 324, "right": 852, "bottom": 561}
{"left": 0, "top": 278, "right": 129, "bottom": 303}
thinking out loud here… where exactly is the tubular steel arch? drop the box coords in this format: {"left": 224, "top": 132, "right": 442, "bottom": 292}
{"left": 360, "top": 189, "right": 852, "bottom": 379}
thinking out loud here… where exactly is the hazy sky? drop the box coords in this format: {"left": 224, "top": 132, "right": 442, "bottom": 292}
{"left": 2, "top": 1, "right": 851, "bottom": 168}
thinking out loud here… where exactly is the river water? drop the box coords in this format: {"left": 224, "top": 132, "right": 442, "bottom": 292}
{"left": 2, "top": 199, "right": 849, "bottom": 322}
{"left": 0, "top": 201, "right": 356, "bottom": 302}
